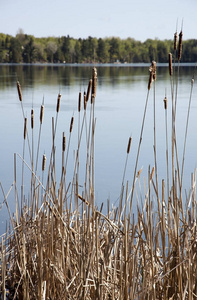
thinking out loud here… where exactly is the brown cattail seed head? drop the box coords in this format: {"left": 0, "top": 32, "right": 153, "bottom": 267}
{"left": 62, "top": 132, "right": 66, "bottom": 152}
{"left": 42, "top": 154, "right": 46, "bottom": 171}
{"left": 148, "top": 70, "right": 153, "bottom": 90}
{"left": 84, "top": 92, "right": 87, "bottom": 110}
{"left": 56, "top": 93, "right": 61, "bottom": 113}
{"left": 178, "top": 30, "right": 183, "bottom": 61}
{"left": 40, "top": 104, "right": 44, "bottom": 124}
{"left": 174, "top": 31, "right": 177, "bottom": 51}
{"left": 92, "top": 67, "right": 97, "bottom": 98}
{"left": 169, "top": 53, "right": 173, "bottom": 76}
{"left": 137, "top": 167, "right": 143, "bottom": 178}
{"left": 31, "top": 109, "right": 34, "bottom": 129}
{"left": 152, "top": 61, "right": 156, "bottom": 81}
{"left": 17, "top": 81, "right": 22, "bottom": 101}
{"left": 127, "top": 137, "right": 132, "bottom": 154}
{"left": 86, "top": 79, "right": 92, "bottom": 102}
{"left": 150, "top": 166, "right": 155, "bottom": 181}
{"left": 148, "top": 61, "right": 156, "bottom": 90}
{"left": 24, "top": 117, "right": 27, "bottom": 140}
{"left": 78, "top": 92, "right": 81, "bottom": 112}
{"left": 70, "top": 116, "right": 74, "bottom": 133}
{"left": 163, "top": 96, "right": 168, "bottom": 110}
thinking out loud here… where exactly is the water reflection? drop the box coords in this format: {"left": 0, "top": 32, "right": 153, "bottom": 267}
{"left": 0, "top": 64, "right": 197, "bottom": 235}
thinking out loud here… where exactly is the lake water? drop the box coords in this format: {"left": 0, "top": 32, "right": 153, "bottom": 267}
{"left": 0, "top": 63, "right": 197, "bottom": 235}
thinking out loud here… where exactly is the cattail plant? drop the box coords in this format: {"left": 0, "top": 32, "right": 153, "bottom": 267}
{"left": 24, "top": 117, "right": 27, "bottom": 140}
{"left": 148, "top": 61, "right": 156, "bottom": 90}
{"left": 84, "top": 91, "right": 87, "bottom": 110}
{"left": 178, "top": 30, "right": 183, "bottom": 61}
{"left": 127, "top": 136, "right": 132, "bottom": 154}
{"left": 40, "top": 104, "right": 44, "bottom": 124}
{"left": 70, "top": 116, "right": 74, "bottom": 133}
{"left": 35, "top": 102, "right": 45, "bottom": 175}
{"left": 86, "top": 79, "right": 92, "bottom": 102}
{"left": 91, "top": 67, "right": 97, "bottom": 101}
{"left": 78, "top": 92, "right": 81, "bottom": 113}
{"left": 62, "top": 132, "right": 66, "bottom": 152}
{"left": 31, "top": 108, "right": 34, "bottom": 129}
{"left": 169, "top": 53, "right": 173, "bottom": 76}
{"left": 56, "top": 93, "right": 61, "bottom": 113}
{"left": 17, "top": 81, "right": 22, "bottom": 101}
{"left": 42, "top": 154, "right": 46, "bottom": 172}
{"left": 163, "top": 96, "right": 168, "bottom": 110}
{"left": 2, "top": 49, "right": 197, "bottom": 300}
{"left": 174, "top": 31, "right": 178, "bottom": 51}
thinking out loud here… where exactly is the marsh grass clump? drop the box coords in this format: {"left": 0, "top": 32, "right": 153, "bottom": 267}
{"left": 1, "top": 30, "right": 197, "bottom": 299}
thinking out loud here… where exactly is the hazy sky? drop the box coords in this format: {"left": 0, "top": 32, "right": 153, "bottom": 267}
{"left": 0, "top": 0, "right": 196, "bottom": 41}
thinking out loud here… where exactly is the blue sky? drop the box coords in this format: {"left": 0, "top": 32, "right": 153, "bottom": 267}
{"left": 0, "top": 0, "right": 196, "bottom": 41}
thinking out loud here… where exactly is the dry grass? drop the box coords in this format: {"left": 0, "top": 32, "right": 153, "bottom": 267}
{"left": 1, "top": 29, "right": 197, "bottom": 300}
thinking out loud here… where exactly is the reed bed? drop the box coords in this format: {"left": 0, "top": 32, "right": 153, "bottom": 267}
{"left": 1, "top": 29, "right": 197, "bottom": 300}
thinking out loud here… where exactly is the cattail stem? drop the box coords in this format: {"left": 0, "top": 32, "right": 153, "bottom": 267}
{"left": 21, "top": 117, "right": 27, "bottom": 208}
{"left": 164, "top": 96, "right": 169, "bottom": 200}
{"left": 35, "top": 101, "right": 45, "bottom": 174}
{"left": 129, "top": 88, "right": 150, "bottom": 221}
{"left": 17, "top": 81, "right": 32, "bottom": 162}
{"left": 122, "top": 137, "right": 132, "bottom": 187}
{"left": 180, "top": 78, "right": 194, "bottom": 187}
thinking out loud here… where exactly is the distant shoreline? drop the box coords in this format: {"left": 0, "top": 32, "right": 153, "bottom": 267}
{"left": 0, "top": 62, "right": 196, "bottom": 67}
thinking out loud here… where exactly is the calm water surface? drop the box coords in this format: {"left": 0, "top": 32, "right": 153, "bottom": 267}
{"left": 0, "top": 64, "right": 197, "bottom": 235}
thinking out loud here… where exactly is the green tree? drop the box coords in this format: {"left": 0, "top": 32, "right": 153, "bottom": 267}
{"left": 97, "top": 38, "right": 110, "bottom": 62}
{"left": 9, "top": 37, "right": 22, "bottom": 63}
{"left": 22, "top": 36, "right": 36, "bottom": 63}
{"left": 109, "top": 37, "right": 121, "bottom": 62}
{"left": 61, "top": 35, "right": 70, "bottom": 62}
{"left": 74, "top": 39, "right": 82, "bottom": 63}
{"left": 34, "top": 42, "right": 47, "bottom": 62}
{"left": 46, "top": 41, "right": 58, "bottom": 62}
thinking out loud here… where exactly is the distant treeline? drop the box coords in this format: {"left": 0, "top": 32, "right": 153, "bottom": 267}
{"left": 0, "top": 31, "right": 197, "bottom": 63}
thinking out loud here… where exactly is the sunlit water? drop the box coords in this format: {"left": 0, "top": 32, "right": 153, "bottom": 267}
{"left": 0, "top": 63, "right": 197, "bottom": 235}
